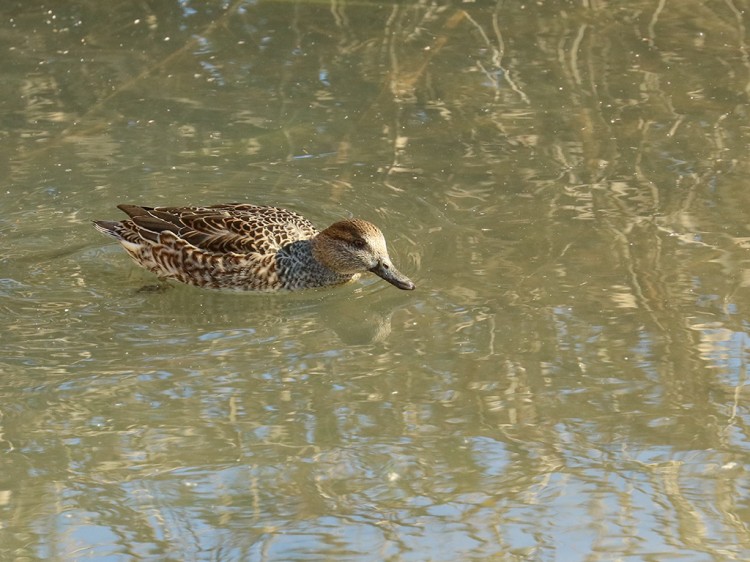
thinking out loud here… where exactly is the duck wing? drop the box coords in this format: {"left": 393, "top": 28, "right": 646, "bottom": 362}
{"left": 116, "top": 204, "right": 318, "bottom": 254}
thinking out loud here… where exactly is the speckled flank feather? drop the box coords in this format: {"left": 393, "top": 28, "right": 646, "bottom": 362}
{"left": 93, "top": 203, "right": 416, "bottom": 292}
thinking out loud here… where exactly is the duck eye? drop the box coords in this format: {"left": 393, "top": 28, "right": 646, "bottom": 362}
{"left": 352, "top": 238, "right": 367, "bottom": 249}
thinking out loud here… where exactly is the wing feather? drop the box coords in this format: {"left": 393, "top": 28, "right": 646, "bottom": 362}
{"left": 114, "top": 204, "right": 318, "bottom": 255}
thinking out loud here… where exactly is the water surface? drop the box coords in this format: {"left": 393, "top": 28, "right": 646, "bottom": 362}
{"left": 2, "top": 1, "right": 750, "bottom": 560}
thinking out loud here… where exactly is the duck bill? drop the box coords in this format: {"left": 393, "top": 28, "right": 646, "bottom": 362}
{"left": 370, "top": 261, "right": 415, "bottom": 290}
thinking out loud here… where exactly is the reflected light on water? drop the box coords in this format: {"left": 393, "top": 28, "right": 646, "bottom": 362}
{"left": 2, "top": 0, "right": 750, "bottom": 560}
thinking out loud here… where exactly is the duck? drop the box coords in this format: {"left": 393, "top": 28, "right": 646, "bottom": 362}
{"left": 93, "top": 203, "right": 416, "bottom": 291}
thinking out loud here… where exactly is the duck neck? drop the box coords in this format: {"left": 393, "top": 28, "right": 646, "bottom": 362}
{"left": 278, "top": 239, "right": 354, "bottom": 289}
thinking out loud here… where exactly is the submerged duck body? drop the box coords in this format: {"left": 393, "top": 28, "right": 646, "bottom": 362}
{"left": 93, "top": 204, "right": 415, "bottom": 291}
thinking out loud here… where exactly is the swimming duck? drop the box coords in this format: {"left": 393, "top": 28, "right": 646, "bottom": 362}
{"left": 93, "top": 204, "right": 416, "bottom": 291}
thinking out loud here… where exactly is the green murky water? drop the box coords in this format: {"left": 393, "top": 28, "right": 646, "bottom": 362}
{"left": 2, "top": 1, "right": 750, "bottom": 560}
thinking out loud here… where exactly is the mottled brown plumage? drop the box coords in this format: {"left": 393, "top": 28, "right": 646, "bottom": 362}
{"left": 93, "top": 204, "right": 415, "bottom": 291}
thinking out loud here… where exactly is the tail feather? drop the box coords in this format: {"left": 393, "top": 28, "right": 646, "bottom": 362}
{"left": 117, "top": 204, "right": 154, "bottom": 219}
{"left": 93, "top": 220, "right": 121, "bottom": 238}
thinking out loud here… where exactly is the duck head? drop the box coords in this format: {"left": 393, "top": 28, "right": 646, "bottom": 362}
{"left": 313, "top": 219, "right": 416, "bottom": 290}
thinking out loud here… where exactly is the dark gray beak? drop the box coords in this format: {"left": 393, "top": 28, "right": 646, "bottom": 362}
{"left": 370, "top": 261, "right": 415, "bottom": 290}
